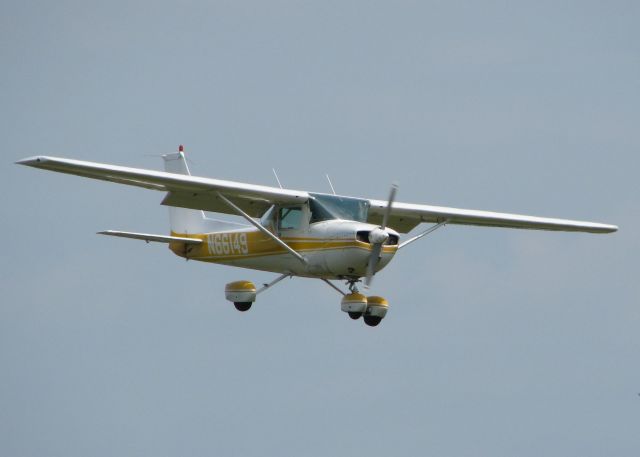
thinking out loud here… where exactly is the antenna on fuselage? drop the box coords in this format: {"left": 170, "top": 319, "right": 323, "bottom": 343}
{"left": 272, "top": 168, "right": 283, "bottom": 189}
{"left": 325, "top": 174, "right": 337, "bottom": 195}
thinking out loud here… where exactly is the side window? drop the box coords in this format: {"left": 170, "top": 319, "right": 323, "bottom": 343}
{"left": 279, "top": 207, "right": 303, "bottom": 230}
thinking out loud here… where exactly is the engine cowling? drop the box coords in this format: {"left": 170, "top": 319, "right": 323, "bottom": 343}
{"left": 363, "top": 296, "right": 389, "bottom": 327}
{"left": 225, "top": 280, "right": 257, "bottom": 311}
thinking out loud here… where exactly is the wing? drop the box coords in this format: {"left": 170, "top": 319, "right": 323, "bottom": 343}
{"left": 368, "top": 200, "right": 618, "bottom": 234}
{"left": 17, "top": 156, "right": 617, "bottom": 234}
{"left": 16, "top": 156, "right": 308, "bottom": 217}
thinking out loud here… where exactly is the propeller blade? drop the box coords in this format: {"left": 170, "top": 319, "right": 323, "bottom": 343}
{"left": 365, "top": 183, "right": 398, "bottom": 288}
{"left": 365, "top": 243, "right": 383, "bottom": 287}
{"left": 380, "top": 183, "right": 398, "bottom": 230}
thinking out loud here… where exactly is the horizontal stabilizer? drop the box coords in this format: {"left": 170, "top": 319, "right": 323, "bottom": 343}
{"left": 97, "top": 230, "right": 202, "bottom": 244}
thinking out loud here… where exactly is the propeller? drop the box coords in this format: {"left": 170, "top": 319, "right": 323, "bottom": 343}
{"left": 364, "top": 183, "right": 398, "bottom": 288}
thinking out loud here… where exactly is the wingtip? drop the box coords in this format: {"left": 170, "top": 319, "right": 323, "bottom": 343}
{"left": 594, "top": 224, "right": 618, "bottom": 234}
{"left": 15, "top": 156, "right": 46, "bottom": 166}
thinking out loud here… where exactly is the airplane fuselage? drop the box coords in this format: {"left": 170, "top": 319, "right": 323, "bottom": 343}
{"left": 169, "top": 220, "right": 398, "bottom": 279}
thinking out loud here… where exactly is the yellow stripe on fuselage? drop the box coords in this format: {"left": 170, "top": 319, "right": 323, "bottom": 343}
{"left": 169, "top": 230, "right": 397, "bottom": 262}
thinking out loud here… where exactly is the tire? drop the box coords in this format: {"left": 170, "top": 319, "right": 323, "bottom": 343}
{"left": 234, "top": 302, "right": 252, "bottom": 312}
{"left": 363, "top": 315, "right": 382, "bottom": 327}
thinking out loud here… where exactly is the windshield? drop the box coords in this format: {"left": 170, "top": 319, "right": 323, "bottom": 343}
{"left": 279, "top": 206, "right": 303, "bottom": 230}
{"left": 309, "top": 193, "right": 370, "bottom": 223}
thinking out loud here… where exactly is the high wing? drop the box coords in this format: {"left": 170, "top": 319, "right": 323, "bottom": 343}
{"left": 16, "top": 156, "right": 308, "bottom": 217}
{"left": 368, "top": 199, "right": 617, "bottom": 234}
{"left": 17, "top": 155, "right": 617, "bottom": 234}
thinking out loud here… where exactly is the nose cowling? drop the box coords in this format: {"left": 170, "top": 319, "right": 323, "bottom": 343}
{"left": 316, "top": 221, "right": 400, "bottom": 278}
{"left": 356, "top": 227, "right": 400, "bottom": 247}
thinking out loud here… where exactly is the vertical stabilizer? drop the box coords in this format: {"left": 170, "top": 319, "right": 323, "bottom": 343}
{"left": 162, "top": 146, "right": 248, "bottom": 235}
{"left": 162, "top": 146, "right": 209, "bottom": 234}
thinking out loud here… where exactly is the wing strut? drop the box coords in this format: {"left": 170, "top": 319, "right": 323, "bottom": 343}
{"left": 257, "top": 273, "right": 292, "bottom": 295}
{"left": 215, "top": 192, "right": 308, "bottom": 265}
{"left": 398, "top": 219, "right": 449, "bottom": 250}
{"left": 321, "top": 279, "right": 347, "bottom": 296}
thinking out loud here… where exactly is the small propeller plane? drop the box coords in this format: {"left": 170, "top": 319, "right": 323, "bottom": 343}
{"left": 17, "top": 146, "right": 618, "bottom": 327}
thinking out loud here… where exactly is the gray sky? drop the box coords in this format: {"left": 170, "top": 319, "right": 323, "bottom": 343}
{"left": 2, "top": 1, "right": 638, "bottom": 456}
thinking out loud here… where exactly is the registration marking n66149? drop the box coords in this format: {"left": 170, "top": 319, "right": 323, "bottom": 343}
{"left": 208, "top": 232, "right": 249, "bottom": 256}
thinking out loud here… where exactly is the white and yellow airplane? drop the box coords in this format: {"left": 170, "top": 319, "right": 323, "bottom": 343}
{"left": 17, "top": 146, "right": 618, "bottom": 327}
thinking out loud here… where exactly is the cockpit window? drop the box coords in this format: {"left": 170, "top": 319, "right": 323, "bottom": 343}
{"left": 279, "top": 207, "right": 303, "bottom": 230}
{"left": 309, "top": 193, "right": 370, "bottom": 223}
{"left": 309, "top": 198, "right": 336, "bottom": 224}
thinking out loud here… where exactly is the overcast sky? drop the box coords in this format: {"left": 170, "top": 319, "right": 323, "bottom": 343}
{"left": 2, "top": 1, "right": 639, "bottom": 456}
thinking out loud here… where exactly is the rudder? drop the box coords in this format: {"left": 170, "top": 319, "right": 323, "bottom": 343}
{"left": 162, "top": 146, "right": 248, "bottom": 235}
{"left": 162, "top": 146, "right": 209, "bottom": 234}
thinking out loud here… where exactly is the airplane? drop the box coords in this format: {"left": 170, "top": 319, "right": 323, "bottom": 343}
{"left": 16, "top": 146, "right": 618, "bottom": 327}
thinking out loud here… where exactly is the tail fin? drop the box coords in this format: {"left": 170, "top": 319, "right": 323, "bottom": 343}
{"left": 162, "top": 146, "right": 246, "bottom": 234}
{"left": 162, "top": 147, "right": 208, "bottom": 234}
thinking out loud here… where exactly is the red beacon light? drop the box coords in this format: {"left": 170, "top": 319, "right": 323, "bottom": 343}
{"left": 178, "top": 144, "right": 184, "bottom": 152}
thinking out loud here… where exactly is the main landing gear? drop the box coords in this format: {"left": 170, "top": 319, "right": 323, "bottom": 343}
{"left": 224, "top": 274, "right": 291, "bottom": 312}
{"left": 334, "top": 280, "right": 389, "bottom": 327}
{"left": 224, "top": 275, "right": 389, "bottom": 328}
{"left": 225, "top": 280, "right": 257, "bottom": 311}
